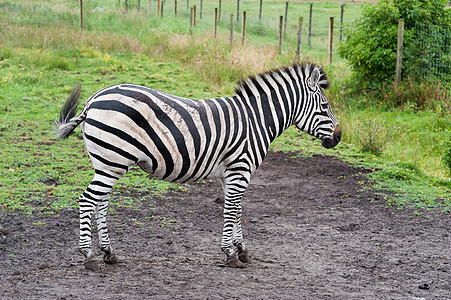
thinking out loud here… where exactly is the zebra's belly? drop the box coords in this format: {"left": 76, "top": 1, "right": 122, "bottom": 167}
{"left": 136, "top": 154, "right": 227, "bottom": 184}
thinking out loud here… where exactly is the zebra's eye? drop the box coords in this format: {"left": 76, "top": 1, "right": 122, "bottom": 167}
{"left": 321, "top": 103, "right": 329, "bottom": 110}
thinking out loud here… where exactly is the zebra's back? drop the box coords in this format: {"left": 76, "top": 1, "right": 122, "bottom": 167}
{"left": 82, "top": 84, "right": 249, "bottom": 183}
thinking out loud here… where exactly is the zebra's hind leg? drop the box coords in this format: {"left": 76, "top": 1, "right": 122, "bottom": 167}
{"left": 78, "top": 192, "right": 99, "bottom": 271}
{"left": 79, "top": 171, "right": 121, "bottom": 271}
{"left": 96, "top": 199, "right": 119, "bottom": 265}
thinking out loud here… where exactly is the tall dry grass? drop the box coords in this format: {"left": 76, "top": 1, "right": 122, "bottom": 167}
{"left": 0, "top": 24, "right": 146, "bottom": 54}
{"left": 1, "top": 21, "right": 284, "bottom": 93}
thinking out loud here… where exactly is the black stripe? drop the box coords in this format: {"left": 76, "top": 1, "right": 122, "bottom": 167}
{"left": 82, "top": 191, "right": 97, "bottom": 201}
{"left": 95, "top": 169, "right": 120, "bottom": 180}
{"left": 90, "top": 180, "right": 113, "bottom": 188}
{"left": 86, "top": 187, "right": 109, "bottom": 196}
{"left": 89, "top": 152, "right": 129, "bottom": 170}
{"left": 84, "top": 132, "right": 138, "bottom": 163}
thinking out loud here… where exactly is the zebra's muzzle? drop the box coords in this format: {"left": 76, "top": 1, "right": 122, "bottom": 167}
{"left": 321, "top": 124, "right": 341, "bottom": 149}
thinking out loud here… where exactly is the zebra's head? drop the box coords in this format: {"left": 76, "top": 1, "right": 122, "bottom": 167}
{"left": 294, "top": 64, "right": 341, "bottom": 149}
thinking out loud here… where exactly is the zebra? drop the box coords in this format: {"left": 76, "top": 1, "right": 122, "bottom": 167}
{"left": 55, "top": 62, "right": 341, "bottom": 270}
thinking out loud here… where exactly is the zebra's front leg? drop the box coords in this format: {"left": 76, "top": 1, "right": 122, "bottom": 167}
{"left": 233, "top": 209, "right": 251, "bottom": 264}
{"left": 220, "top": 172, "right": 250, "bottom": 268}
{"left": 221, "top": 200, "right": 246, "bottom": 268}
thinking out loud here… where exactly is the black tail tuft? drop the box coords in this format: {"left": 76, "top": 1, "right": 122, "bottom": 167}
{"left": 55, "top": 81, "right": 83, "bottom": 139}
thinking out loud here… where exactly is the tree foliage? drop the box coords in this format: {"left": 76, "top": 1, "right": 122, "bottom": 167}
{"left": 339, "top": 0, "right": 451, "bottom": 86}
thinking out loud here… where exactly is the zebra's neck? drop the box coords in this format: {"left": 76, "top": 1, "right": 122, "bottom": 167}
{"left": 231, "top": 68, "right": 304, "bottom": 170}
{"left": 234, "top": 68, "right": 300, "bottom": 146}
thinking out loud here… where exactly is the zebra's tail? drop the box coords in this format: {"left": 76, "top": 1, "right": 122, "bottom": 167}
{"left": 55, "top": 81, "right": 87, "bottom": 139}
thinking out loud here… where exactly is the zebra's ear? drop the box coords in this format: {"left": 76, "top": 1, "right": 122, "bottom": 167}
{"left": 309, "top": 68, "right": 321, "bottom": 88}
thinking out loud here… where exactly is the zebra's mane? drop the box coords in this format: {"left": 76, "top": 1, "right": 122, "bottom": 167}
{"left": 234, "top": 62, "right": 330, "bottom": 98}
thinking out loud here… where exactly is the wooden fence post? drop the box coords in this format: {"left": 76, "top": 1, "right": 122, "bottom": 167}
{"left": 175, "top": 0, "right": 177, "bottom": 16}
{"left": 193, "top": 5, "right": 196, "bottom": 26}
{"left": 308, "top": 3, "right": 313, "bottom": 46}
{"left": 79, "top": 0, "right": 83, "bottom": 29}
{"left": 236, "top": 0, "right": 240, "bottom": 22}
{"left": 157, "top": 0, "right": 160, "bottom": 16}
{"left": 296, "top": 17, "right": 303, "bottom": 61}
{"left": 241, "top": 11, "right": 247, "bottom": 46}
{"left": 214, "top": 8, "right": 218, "bottom": 38}
{"left": 161, "top": 0, "right": 164, "bottom": 17}
{"left": 200, "top": 0, "right": 203, "bottom": 19}
{"left": 148, "top": 0, "right": 151, "bottom": 13}
{"left": 230, "top": 14, "right": 234, "bottom": 46}
{"left": 395, "top": 18, "right": 404, "bottom": 86}
{"left": 284, "top": 2, "right": 288, "bottom": 37}
{"left": 125, "top": 0, "right": 128, "bottom": 12}
{"left": 138, "top": 0, "right": 141, "bottom": 12}
{"left": 219, "top": 0, "right": 222, "bottom": 22}
{"left": 329, "top": 16, "right": 334, "bottom": 64}
{"left": 190, "top": 7, "right": 193, "bottom": 33}
{"left": 278, "top": 15, "right": 283, "bottom": 55}
{"left": 259, "top": 0, "right": 263, "bottom": 21}
{"left": 340, "top": 3, "right": 344, "bottom": 41}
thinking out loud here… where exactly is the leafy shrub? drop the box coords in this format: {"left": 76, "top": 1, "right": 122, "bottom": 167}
{"left": 441, "top": 131, "right": 451, "bottom": 175}
{"left": 338, "top": 0, "right": 451, "bottom": 87}
{"left": 353, "top": 119, "right": 389, "bottom": 156}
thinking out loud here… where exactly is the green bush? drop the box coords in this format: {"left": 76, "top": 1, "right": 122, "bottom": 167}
{"left": 353, "top": 119, "right": 389, "bottom": 156}
{"left": 338, "top": 0, "right": 451, "bottom": 87}
{"left": 442, "top": 131, "right": 451, "bottom": 175}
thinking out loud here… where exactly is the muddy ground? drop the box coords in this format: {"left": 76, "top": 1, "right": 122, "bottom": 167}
{"left": 1, "top": 152, "right": 450, "bottom": 299}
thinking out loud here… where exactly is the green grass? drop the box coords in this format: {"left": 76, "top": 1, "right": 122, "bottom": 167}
{"left": 0, "top": 0, "right": 450, "bottom": 214}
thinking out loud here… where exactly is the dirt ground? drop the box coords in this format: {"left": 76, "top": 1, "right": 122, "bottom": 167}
{"left": 1, "top": 152, "right": 450, "bottom": 299}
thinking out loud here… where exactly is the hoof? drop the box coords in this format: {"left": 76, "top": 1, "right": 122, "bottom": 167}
{"left": 238, "top": 250, "right": 250, "bottom": 264}
{"left": 103, "top": 253, "right": 119, "bottom": 265}
{"left": 84, "top": 258, "right": 100, "bottom": 271}
{"left": 226, "top": 256, "right": 247, "bottom": 268}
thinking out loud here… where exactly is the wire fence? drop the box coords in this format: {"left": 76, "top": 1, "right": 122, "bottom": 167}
{"left": 414, "top": 23, "right": 451, "bottom": 83}
{"left": 1, "top": 0, "right": 450, "bottom": 84}
{"left": 145, "top": 0, "right": 358, "bottom": 62}
{"left": 0, "top": 0, "right": 358, "bottom": 64}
